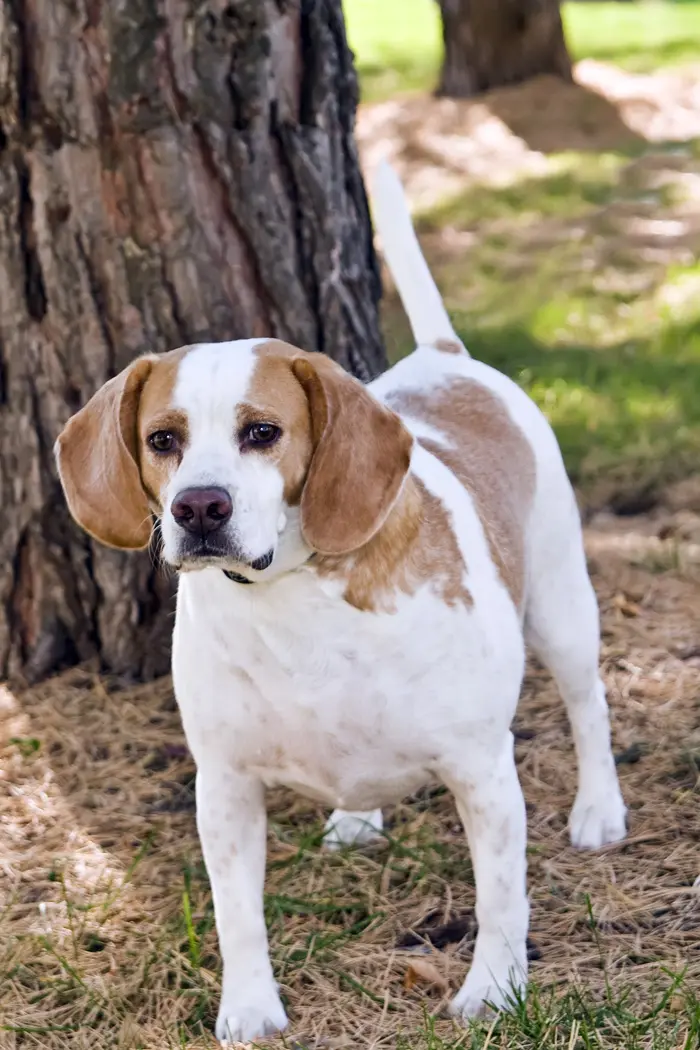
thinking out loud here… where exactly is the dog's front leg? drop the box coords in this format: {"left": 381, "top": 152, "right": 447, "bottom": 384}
{"left": 443, "top": 734, "right": 529, "bottom": 1019}
{"left": 196, "top": 767, "right": 287, "bottom": 1045}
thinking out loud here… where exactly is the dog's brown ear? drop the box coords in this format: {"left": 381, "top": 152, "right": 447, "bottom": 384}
{"left": 55, "top": 357, "right": 155, "bottom": 550}
{"left": 292, "top": 354, "right": 413, "bottom": 556}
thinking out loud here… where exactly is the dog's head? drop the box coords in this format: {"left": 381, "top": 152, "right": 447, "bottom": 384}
{"left": 55, "top": 339, "right": 413, "bottom": 577}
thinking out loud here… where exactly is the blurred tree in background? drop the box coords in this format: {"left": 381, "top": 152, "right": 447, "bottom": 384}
{"left": 436, "top": 0, "right": 572, "bottom": 96}
{"left": 0, "top": 0, "right": 383, "bottom": 684}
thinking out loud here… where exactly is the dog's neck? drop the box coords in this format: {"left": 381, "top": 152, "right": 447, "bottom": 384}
{"left": 311, "top": 478, "right": 424, "bottom": 612}
{"left": 312, "top": 471, "right": 472, "bottom": 614}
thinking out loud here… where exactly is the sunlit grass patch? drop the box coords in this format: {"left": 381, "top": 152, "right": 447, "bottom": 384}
{"left": 565, "top": 0, "right": 700, "bottom": 76}
{"left": 344, "top": 0, "right": 442, "bottom": 102}
{"left": 344, "top": 0, "right": 700, "bottom": 103}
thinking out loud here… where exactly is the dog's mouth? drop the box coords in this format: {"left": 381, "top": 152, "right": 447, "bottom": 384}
{"left": 175, "top": 539, "right": 275, "bottom": 576}
{"left": 249, "top": 549, "right": 274, "bottom": 572}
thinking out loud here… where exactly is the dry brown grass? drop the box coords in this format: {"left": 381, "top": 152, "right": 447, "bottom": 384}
{"left": 1, "top": 500, "right": 700, "bottom": 1049}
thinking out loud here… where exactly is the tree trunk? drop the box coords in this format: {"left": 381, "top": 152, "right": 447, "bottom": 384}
{"left": 436, "top": 0, "right": 572, "bottom": 97}
{"left": 0, "top": 0, "right": 384, "bottom": 684}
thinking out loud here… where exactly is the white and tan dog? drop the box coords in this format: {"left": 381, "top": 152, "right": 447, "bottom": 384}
{"left": 55, "top": 163, "right": 626, "bottom": 1044}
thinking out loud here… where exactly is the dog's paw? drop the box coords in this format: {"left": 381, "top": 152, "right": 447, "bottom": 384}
{"left": 449, "top": 961, "right": 526, "bottom": 1021}
{"left": 215, "top": 986, "right": 288, "bottom": 1045}
{"left": 323, "top": 808, "right": 383, "bottom": 851}
{"left": 569, "top": 785, "right": 627, "bottom": 850}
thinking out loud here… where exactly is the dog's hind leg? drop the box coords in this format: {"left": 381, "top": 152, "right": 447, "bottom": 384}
{"left": 525, "top": 530, "right": 627, "bottom": 850}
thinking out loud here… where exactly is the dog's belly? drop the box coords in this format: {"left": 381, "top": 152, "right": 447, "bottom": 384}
{"left": 194, "top": 637, "right": 478, "bottom": 810}
{"left": 174, "top": 568, "right": 525, "bottom": 808}
{"left": 214, "top": 624, "right": 470, "bottom": 809}
{"left": 240, "top": 731, "right": 436, "bottom": 810}
{"left": 181, "top": 641, "right": 471, "bottom": 809}
{"left": 246, "top": 761, "right": 431, "bottom": 810}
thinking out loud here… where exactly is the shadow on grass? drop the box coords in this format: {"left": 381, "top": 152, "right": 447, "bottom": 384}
{"left": 417, "top": 161, "right": 626, "bottom": 229}
{"left": 584, "top": 38, "right": 700, "bottom": 73}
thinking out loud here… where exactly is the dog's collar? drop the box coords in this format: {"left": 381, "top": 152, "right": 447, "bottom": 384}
{"left": 222, "top": 569, "right": 255, "bottom": 585}
{"left": 223, "top": 548, "right": 275, "bottom": 585}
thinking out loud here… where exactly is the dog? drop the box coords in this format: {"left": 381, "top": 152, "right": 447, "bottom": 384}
{"left": 55, "top": 162, "right": 627, "bottom": 1044}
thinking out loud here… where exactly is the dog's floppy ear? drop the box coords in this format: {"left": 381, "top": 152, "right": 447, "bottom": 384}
{"left": 55, "top": 357, "right": 155, "bottom": 550}
{"left": 291, "top": 354, "right": 413, "bottom": 556}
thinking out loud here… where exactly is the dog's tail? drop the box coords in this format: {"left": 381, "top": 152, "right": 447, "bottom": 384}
{"left": 371, "top": 161, "right": 468, "bottom": 356}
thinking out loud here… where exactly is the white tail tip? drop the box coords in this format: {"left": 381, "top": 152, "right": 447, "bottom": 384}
{"left": 371, "top": 161, "right": 467, "bottom": 355}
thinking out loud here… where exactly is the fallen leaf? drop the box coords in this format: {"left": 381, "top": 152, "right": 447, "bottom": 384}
{"left": 403, "top": 958, "right": 449, "bottom": 995}
{"left": 612, "top": 593, "right": 641, "bottom": 617}
{"left": 629, "top": 681, "right": 668, "bottom": 699}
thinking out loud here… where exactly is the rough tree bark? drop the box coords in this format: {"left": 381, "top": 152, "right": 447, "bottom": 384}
{"left": 436, "top": 0, "right": 572, "bottom": 97}
{"left": 0, "top": 0, "right": 384, "bottom": 684}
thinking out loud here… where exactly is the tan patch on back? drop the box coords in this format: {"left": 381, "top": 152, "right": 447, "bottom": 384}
{"left": 137, "top": 346, "right": 191, "bottom": 511}
{"left": 244, "top": 341, "right": 314, "bottom": 505}
{"left": 435, "top": 338, "right": 465, "bottom": 355}
{"left": 315, "top": 476, "right": 472, "bottom": 613}
{"left": 389, "top": 379, "right": 536, "bottom": 608}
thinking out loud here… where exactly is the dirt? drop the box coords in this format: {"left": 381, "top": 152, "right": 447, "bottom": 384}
{"left": 357, "top": 60, "right": 700, "bottom": 207}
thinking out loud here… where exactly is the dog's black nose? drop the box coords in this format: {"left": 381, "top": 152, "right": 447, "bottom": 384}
{"left": 171, "top": 487, "right": 233, "bottom": 537}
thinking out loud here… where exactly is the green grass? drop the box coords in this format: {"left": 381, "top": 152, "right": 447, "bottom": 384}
{"left": 344, "top": 0, "right": 700, "bottom": 102}
{"left": 344, "top": 0, "right": 443, "bottom": 102}
{"left": 404, "top": 980, "right": 700, "bottom": 1049}
{"left": 118, "top": 828, "right": 700, "bottom": 1048}
{"left": 566, "top": 0, "right": 700, "bottom": 75}
{"left": 176, "top": 823, "right": 700, "bottom": 1049}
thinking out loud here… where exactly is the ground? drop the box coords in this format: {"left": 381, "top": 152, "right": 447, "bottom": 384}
{"left": 3, "top": 509, "right": 700, "bottom": 1048}
{"left": 2, "top": 3, "right": 700, "bottom": 1048}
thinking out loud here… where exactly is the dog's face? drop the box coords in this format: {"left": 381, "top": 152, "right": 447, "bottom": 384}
{"left": 55, "top": 339, "right": 413, "bottom": 576}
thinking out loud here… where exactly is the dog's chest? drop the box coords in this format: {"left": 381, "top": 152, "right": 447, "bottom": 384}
{"left": 174, "top": 570, "right": 473, "bottom": 808}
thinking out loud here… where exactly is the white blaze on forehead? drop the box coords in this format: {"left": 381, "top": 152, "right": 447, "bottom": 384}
{"left": 160, "top": 338, "right": 291, "bottom": 568}
{"left": 172, "top": 339, "right": 266, "bottom": 425}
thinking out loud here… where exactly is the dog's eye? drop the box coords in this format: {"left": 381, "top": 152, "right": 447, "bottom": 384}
{"left": 148, "top": 430, "right": 176, "bottom": 454}
{"left": 246, "top": 423, "right": 281, "bottom": 447}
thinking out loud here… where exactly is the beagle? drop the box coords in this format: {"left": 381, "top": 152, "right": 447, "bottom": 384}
{"left": 55, "top": 162, "right": 626, "bottom": 1044}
